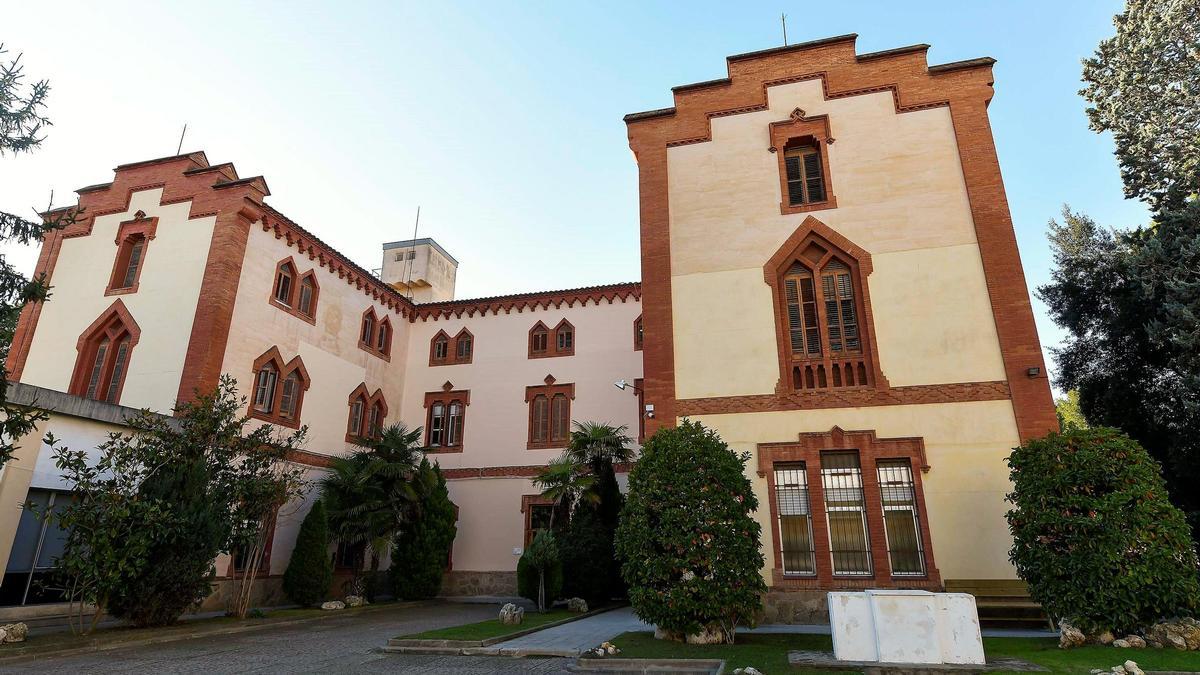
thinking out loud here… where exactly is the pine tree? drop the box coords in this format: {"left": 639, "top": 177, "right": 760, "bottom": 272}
{"left": 283, "top": 499, "right": 333, "bottom": 607}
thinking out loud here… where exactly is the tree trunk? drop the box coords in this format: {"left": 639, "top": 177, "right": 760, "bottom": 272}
{"left": 538, "top": 569, "right": 546, "bottom": 612}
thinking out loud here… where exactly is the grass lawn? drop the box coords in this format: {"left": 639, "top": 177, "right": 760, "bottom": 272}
{"left": 402, "top": 609, "right": 575, "bottom": 642}
{"left": 606, "top": 631, "right": 1200, "bottom": 675}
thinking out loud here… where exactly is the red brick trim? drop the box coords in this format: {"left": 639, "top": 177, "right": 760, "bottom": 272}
{"left": 416, "top": 282, "right": 641, "bottom": 321}
{"left": 764, "top": 216, "right": 886, "bottom": 394}
{"left": 625, "top": 36, "right": 1057, "bottom": 441}
{"left": 286, "top": 448, "right": 336, "bottom": 468}
{"left": 424, "top": 384, "right": 470, "bottom": 453}
{"left": 267, "top": 257, "right": 318, "bottom": 325}
{"left": 441, "top": 462, "right": 634, "bottom": 480}
{"left": 677, "top": 380, "right": 1009, "bottom": 416}
{"left": 247, "top": 347, "right": 310, "bottom": 429}
{"left": 757, "top": 426, "right": 940, "bottom": 590}
{"left": 67, "top": 299, "right": 142, "bottom": 403}
{"left": 525, "top": 376, "right": 575, "bottom": 450}
{"left": 770, "top": 110, "right": 838, "bottom": 215}
{"left": 104, "top": 214, "right": 158, "bottom": 296}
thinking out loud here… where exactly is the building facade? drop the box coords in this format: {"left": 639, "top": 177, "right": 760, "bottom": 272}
{"left": 625, "top": 34, "right": 1056, "bottom": 619}
{"left": 0, "top": 34, "right": 1054, "bottom": 618}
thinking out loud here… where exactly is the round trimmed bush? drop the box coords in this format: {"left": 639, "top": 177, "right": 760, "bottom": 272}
{"left": 1007, "top": 427, "right": 1199, "bottom": 634}
{"left": 615, "top": 420, "right": 766, "bottom": 643}
{"left": 517, "top": 531, "right": 562, "bottom": 609}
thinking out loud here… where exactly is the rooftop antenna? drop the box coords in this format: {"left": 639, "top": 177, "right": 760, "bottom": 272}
{"left": 176, "top": 123, "right": 188, "bottom": 155}
{"left": 403, "top": 206, "right": 420, "bottom": 299}
{"left": 781, "top": 13, "right": 788, "bottom": 46}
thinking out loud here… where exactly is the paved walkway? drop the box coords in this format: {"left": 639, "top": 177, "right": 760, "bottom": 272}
{"left": 0, "top": 602, "right": 572, "bottom": 674}
{"left": 491, "top": 606, "right": 1057, "bottom": 656}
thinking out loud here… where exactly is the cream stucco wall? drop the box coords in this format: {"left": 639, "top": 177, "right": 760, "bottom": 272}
{"left": 666, "top": 79, "right": 1007, "bottom": 399}
{"left": 665, "top": 79, "right": 1022, "bottom": 582}
{"left": 401, "top": 298, "right": 644, "bottom": 471}
{"left": 19, "top": 189, "right": 216, "bottom": 413}
{"left": 690, "top": 399, "right": 1022, "bottom": 582}
{"left": 221, "top": 226, "right": 411, "bottom": 456}
{"left": 446, "top": 477, "right": 535, "bottom": 572}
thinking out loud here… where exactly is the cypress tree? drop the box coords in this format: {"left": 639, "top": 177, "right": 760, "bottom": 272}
{"left": 390, "top": 460, "right": 457, "bottom": 600}
{"left": 283, "top": 498, "right": 333, "bottom": 607}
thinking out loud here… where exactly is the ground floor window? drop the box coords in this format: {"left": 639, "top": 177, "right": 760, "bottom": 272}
{"left": 877, "top": 458, "right": 926, "bottom": 576}
{"left": 0, "top": 489, "right": 72, "bottom": 606}
{"left": 820, "top": 451, "right": 872, "bottom": 576}
{"left": 773, "top": 463, "right": 815, "bottom": 575}
{"left": 521, "top": 495, "right": 556, "bottom": 548}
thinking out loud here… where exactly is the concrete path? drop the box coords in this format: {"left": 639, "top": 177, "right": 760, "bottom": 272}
{"left": 491, "top": 606, "right": 1057, "bottom": 656}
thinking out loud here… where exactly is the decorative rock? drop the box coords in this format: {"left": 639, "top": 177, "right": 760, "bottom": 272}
{"left": 0, "top": 623, "right": 25, "bottom": 643}
{"left": 1124, "top": 660, "right": 1144, "bottom": 675}
{"left": 320, "top": 600, "right": 345, "bottom": 610}
{"left": 566, "top": 597, "right": 589, "bottom": 613}
{"left": 499, "top": 603, "right": 525, "bottom": 626}
{"left": 686, "top": 623, "right": 725, "bottom": 645}
{"left": 1098, "top": 631, "right": 1116, "bottom": 645}
{"left": 734, "top": 668, "right": 764, "bottom": 675}
{"left": 1123, "top": 635, "right": 1146, "bottom": 649}
{"left": 344, "top": 595, "right": 365, "bottom": 608}
{"left": 1113, "top": 639, "right": 1131, "bottom": 649}
{"left": 1059, "top": 620, "right": 1088, "bottom": 649}
{"left": 1146, "top": 618, "right": 1200, "bottom": 651}
{"left": 1110, "top": 665, "right": 1126, "bottom": 675}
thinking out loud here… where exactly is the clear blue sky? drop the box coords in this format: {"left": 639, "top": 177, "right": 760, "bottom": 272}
{"left": 1, "top": 0, "right": 1148, "bottom": 390}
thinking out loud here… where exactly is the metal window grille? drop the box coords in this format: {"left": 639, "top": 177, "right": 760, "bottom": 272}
{"left": 774, "top": 463, "right": 815, "bottom": 575}
{"left": 820, "top": 451, "right": 872, "bottom": 575}
{"left": 877, "top": 459, "right": 926, "bottom": 576}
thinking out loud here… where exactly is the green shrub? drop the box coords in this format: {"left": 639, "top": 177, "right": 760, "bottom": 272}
{"left": 615, "top": 420, "right": 766, "bottom": 644}
{"left": 283, "top": 498, "right": 333, "bottom": 607}
{"left": 390, "top": 460, "right": 457, "bottom": 600}
{"left": 517, "top": 531, "right": 562, "bottom": 610}
{"left": 1007, "top": 427, "right": 1200, "bottom": 633}
{"left": 106, "top": 455, "right": 228, "bottom": 627}
{"left": 561, "top": 500, "right": 612, "bottom": 605}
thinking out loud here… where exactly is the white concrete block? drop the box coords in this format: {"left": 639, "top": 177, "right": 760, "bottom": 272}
{"left": 828, "top": 591, "right": 877, "bottom": 662}
{"left": 827, "top": 590, "right": 985, "bottom": 666}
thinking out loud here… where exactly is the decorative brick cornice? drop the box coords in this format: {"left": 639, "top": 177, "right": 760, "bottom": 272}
{"left": 675, "top": 381, "right": 1010, "bottom": 417}
{"left": 260, "top": 204, "right": 415, "bottom": 318}
{"left": 414, "top": 282, "right": 641, "bottom": 321}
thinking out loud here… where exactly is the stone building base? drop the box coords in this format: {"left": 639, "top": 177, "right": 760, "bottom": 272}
{"left": 440, "top": 570, "right": 518, "bottom": 598}
{"left": 759, "top": 590, "right": 830, "bottom": 624}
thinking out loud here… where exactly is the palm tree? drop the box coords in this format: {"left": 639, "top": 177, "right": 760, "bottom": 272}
{"left": 533, "top": 422, "right": 635, "bottom": 527}
{"left": 566, "top": 422, "right": 634, "bottom": 476}
{"left": 532, "top": 455, "right": 594, "bottom": 529}
{"left": 322, "top": 423, "right": 425, "bottom": 590}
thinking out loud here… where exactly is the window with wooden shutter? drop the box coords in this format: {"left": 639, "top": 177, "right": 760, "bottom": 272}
{"left": 766, "top": 221, "right": 880, "bottom": 393}
{"left": 424, "top": 387, "right": 468, "bottom": 452}
{"left": 550, "top": 394, "right": 570, "bottom": 442}
{"left": 105, "top": 217, "right": 157, "bottom": 295}
{"left": 70, "top": 302, "right": 141, "bottom": 405}
{"left": 248, "top": 349, "right": 309, "bottom": 428}
{"left": 784, "top": 143, "right": 826, "bottom": 207}
{"left": 253, "top": 364, "right": 278, "bottom": 413}
{"left": 530, "top": 395, "right": 548, "bottom": 443}
{"left": 526, "top": 378, "right": 573, "bottom": 449}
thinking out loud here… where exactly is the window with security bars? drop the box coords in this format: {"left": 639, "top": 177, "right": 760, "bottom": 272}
{"left": 774, "top": 464, "right": 815, "bottom": 575}
{"left": 820, "top": 451, "right": 872, "bottom": 575}
{"left": 784, "top": 142, "right": 826, "bottom": 206}
{"left": 877, "top": 459, "right": 926, "bottom": 576}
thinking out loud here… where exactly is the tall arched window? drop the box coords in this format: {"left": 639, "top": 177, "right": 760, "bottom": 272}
{"left": 528, "top": 322, "right": 549, "bottom": 357}
{"left": 249, "top": 348, "right": 309, "bottom": 428}
{"left": 550, "top": 393, "right": 570, "bottom": 442}
{"left": 424, "top": 386, "right": 469, "bottom": 452}
{"left": 430, "top": 331, "right": 450, "bottom": 364}
{"left": 360, "top": 311, "right": 375, "bottom": 345}
{"left": 454, "top": 329, "right": 473, "bottom": 363}
{"left": 359, "top": 308, "right": 391, "bottom": 361}
{"left": 105, "top": 214, "right": 157, "bottom": 296}
{"left": 297, "top": 273, "right": 318, "bottom": 318}
{"left": 429, "top": 402, "right": 446, "bottom": 446}
{"left": 273, "top": 261, "right": 296, "bottom": 306}
{"left": 69, "top": 301, "right": 141, "bottom": 404}
{"left": 765, "top": 217, "right": 882, "bottom": 393}
{"left": 634, "top": 315, "right": 644, "bottom": 351}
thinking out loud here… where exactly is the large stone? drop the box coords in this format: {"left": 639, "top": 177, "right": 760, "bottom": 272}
{"left": 1, "top": 622, "right": 28, "bottom": 643}
{"left": 566, "top": 597, "right": 588, "bottom": 613}
{"left": 1147, "top": 618, "right": 1200, "bottom": 651}
{"left": 1059, "top": 620, "right": 1088, "bottom": 649}
{"left": 1124, "top": 660, "right": 1144, "bottom": 675}
{"left": 1123, "top": 635, "right": 1146, "bottom": 649}
{"left": 1113, "top": 639, "right": 1131, "bottom": 649}
{"left": 499, "top": 603, "right": 525, "bottom": 626}
{"left": 344, "top": 595, "right": 365, "bottom": 608}
{"left": 686, "top": 623, "right": 726, "bottom": 645}
{"left": 1097, "top": 631, "right": 1115, "bottom": 645}
{"left": 321, "top": 600, "right": 345, "bottom": 610}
